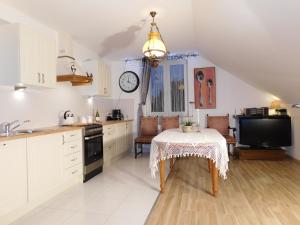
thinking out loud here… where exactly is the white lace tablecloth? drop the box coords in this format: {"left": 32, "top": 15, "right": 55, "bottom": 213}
{"left": 150, "top": 128, "right": 229, "bottom": 179}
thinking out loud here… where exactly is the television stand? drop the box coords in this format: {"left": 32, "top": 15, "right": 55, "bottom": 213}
{"left": 236, "top": 147, "right": 286, "bottom": 160}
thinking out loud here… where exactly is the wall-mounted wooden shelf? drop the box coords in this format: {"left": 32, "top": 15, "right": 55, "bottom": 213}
{"left": 57, "top": 75, "right": 93, "bottom": 86}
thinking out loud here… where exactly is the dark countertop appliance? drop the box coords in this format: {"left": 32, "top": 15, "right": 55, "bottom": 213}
{"left": 107, "top": 109, "right": 123, "bottom": 121}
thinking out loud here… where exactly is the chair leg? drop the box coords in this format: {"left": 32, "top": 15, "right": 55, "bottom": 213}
{"left": 135, "top": 142, "right": 137, "bottom": 159}
{"left": 141, "top": 144, "right": 143, "bottom": 155}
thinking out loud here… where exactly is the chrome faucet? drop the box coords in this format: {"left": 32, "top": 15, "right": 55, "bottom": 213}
{"left": 2, "top": 120, "right": 31, "bottom": 136}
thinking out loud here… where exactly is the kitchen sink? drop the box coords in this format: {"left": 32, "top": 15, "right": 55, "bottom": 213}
{"left": 16, "top": 128, "right": 59, "bottom": 134}
{"left": 0, "top": 128, "right": 59, "bottom": 137}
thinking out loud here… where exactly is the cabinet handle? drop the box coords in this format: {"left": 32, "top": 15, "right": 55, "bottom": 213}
{"left": 71, "top": 170, "right": 78, "bottom": 174}
{"left": 38, "top": 73, "right": 41, "bottom": 83}
{"left": 71, "top": 158, "right": 77, "bottom": 162}
{"left": 42, "top": 73, "right": 45, "bottom": 83}
{"left": 70, "top": 134, "right": 76, "bottom": 137}
{"left": 70, "top": 145, "right": 77, "bottom": 149}
{"left": 62, "top": 135, "right": 65, "bottom": 144}
{"left": 2, "top": 143, "right": 7, "bottom": 147}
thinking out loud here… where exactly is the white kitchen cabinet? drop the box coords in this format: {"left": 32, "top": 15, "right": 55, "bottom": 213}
{"left": 103, "top": 144, "right": 115, "bottom": 167}
{"left": 0, "top": 139, "right": 27, "bottom": 217}
{"left": 126, "top": 122, "right": 133, "bottom": 151}
{"left": 62, "top": 130, "right": 83, "bottom": 182}
{"left": 27, "top": 133, "right": 64, "bottom": 201}
{"left": 115, "top": 123, "right": 128, "bottom": 156}
{"left": 103, "top": 121, "right": 133, "bottom": 165}
{"left": 77, "top": 59, "right": 111, "bottom": 96}
{"left": 0, "top": 23, "right": 57, "bottom": 88}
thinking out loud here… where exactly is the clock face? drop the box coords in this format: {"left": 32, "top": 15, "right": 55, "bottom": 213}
{"left": 119, "top": 71, "right": 140, "bottom": 93}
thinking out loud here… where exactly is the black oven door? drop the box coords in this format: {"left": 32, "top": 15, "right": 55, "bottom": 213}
{"left": 84, "top": 134, "right": 103, "bottom": 166}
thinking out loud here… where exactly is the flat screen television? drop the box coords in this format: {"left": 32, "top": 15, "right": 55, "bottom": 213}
{"left": 236, "top": 116, "right": 292, "bottom": 148}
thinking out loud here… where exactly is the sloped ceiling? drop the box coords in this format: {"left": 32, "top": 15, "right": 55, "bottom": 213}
{"left": 192, "top": 0, "right": 300, "bottom": 103}
{"left": 0, "top": 0, "right": 299, "bottom": 103}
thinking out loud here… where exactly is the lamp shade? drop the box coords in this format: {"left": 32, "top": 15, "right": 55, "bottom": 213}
{"left": 143, "top": 32, "right": 166, "bottom": 58}
{"left": 270, "top": 100, "right": 281, "bottom": 109}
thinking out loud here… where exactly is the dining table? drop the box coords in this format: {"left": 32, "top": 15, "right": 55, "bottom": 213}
{"left": 149, "top": 128, "right": 229, "bottom": 196}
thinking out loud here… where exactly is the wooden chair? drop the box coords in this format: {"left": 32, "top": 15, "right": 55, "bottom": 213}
{"left": 161, "top": 116, "right": 180, "bottom": 131}
{"left": 207, "top": 114, "right": 236, "bottom": 153}
{"left": 134, "top": 116, "right": 158, "bottom": 158}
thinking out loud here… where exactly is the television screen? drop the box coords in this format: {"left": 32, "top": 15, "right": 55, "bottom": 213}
{"left": 236, "top": 116, "right": 292, "bottom": 147}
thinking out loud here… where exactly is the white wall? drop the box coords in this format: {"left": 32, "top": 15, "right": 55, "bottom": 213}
{"left": 287, "top": 106, "right": 300, "bottom": 160}
{"left": 107, "top": 55, "right": 278, "bottom": 136}
{"left": 187, "top": 56, "right": 277, "bottom": 128}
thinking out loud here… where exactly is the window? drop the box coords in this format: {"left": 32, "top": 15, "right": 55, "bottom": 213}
{"left": 147, "top": 61, "right": 187, "bottom": 115}
{"left": 170, "top": 64, "right": 185, "bottom": 112}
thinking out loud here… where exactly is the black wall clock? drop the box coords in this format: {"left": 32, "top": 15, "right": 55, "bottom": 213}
{"left": 119, "top": 71, "right": 140, "bottom": 93}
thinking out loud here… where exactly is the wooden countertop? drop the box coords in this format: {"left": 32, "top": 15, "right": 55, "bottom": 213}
{"left": 0, "top": 126, "right": 82, "bottom": 142}
{"left": 0, "top": 120, "right": 134, "bottom": 142}
{"left": 66, "top": 119, "right": 134, "bottom": 127}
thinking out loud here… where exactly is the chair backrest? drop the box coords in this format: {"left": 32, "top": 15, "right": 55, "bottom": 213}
{"left": 161, "top": 116, "right": 180, "bottom": 131}
{"left": 140, "top": 116, "right": 158, "bottom": 136}
{"left": 207, "top": 114, "right": 229, "bottom": 136}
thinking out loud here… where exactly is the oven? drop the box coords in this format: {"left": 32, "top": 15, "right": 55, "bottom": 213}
{"left": 83, "top": 124, "right": 103, "bottom": 182}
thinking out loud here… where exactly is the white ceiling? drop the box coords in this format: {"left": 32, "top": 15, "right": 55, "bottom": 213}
{"left": 0, "top": 0, "right": 196, "bottom": 59}
{"left": 1, "top": 0, "right": 300, "bottom": 103}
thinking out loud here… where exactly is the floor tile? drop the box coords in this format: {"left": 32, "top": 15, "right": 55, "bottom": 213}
{"left": 62, "top": 212, "right": 109, "bottom": 225}
{"left": 10, "top": 153, "right": 163, "bottom": 225}
{"left": 11, "top": 208, "right": 74, "bottom": 225}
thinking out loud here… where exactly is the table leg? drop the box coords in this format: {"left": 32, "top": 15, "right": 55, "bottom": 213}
{"left": 210, "top": 160, "right": 219, "bottom": 197}
{"left": 170, "top": 158, "right": 174, "bottom": 175}
{"left": 159, "top": 159, "right": 166, "bottom": 193}
{"left": 207, "top": 158, "right": 212, "bottom": 173}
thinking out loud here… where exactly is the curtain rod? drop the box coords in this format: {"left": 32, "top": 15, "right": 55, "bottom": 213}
{"left": 124, "top": 52, "right": 200, "bottom": 63}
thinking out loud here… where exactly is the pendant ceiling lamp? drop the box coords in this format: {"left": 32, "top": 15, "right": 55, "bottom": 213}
{"left": 143, "top": 11, "right": 167, "bottom": 60}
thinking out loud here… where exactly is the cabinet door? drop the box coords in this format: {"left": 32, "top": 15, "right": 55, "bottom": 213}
{"left": 39, "top": 35, "right": 57, "bottom": 88}
{"left": 104, "top": 65, "right": 112, "bottom": 96}
{"left": 126, "top": 122, "right": 133, "bottom": 151}
{"left": 99, "top": 63, "right": 111, "bottom": 97}
{"left": 78, "top": 60, "right": 99, "bottom": 96}
{"left": 115, "top": 123, "right": 127, "bottom": 155}
{"left": 20, "top": 26, "right": 40, "bottom": 86}
{"left": 0, "top": 139, "right": 27, "bottom": 216}
{"left": 19, "top": 25, "right": 56, "bottom": 88}
{"left": 27, "top": 133, "right": 64, "bottom": 201}
{"left": 103, "top": 144, "right": 114, "bottom": 166}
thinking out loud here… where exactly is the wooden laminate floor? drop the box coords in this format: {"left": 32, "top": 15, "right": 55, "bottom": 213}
{"left": 146, "top": 157, "right": 300, "bottom": 225}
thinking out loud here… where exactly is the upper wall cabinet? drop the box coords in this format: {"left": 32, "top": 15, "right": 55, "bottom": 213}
{"left": 0, "top": 24, "right": 57, "bottom": 88}
{"left": 77, "top": 60, "right": 112, "bottom": 97}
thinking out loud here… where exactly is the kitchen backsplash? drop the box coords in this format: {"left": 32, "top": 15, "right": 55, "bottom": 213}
{"left": 0, "top": 84, "right": 92, "bottom": 129}
{"left": 93, "top": 97, "right": 134, "bottom": 121}
{"left": 0, "top": 84, "right": 134, "bottom": 130}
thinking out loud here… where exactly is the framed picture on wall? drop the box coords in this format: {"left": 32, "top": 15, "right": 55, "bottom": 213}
{"left": 194, "top": 67, "right": 216, "bottom": 109}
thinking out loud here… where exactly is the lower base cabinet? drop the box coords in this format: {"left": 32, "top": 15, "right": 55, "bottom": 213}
{"left": 103, "top": 121, "right": 133, "bottom": 166}
{"left": 0, "top": 129, "right": 83, "bottom": 225}
{"left": 0, "top": 139, "right": 27, "bottom": 217}
{"left": 27, "top": 133, "right": 64, "bottom": 202}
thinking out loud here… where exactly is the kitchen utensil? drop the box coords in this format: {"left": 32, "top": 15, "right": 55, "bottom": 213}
{"left": 62, "top": 110, "right": 76, "bottom": 125}
{"left": 207, "top": 79, "right": 213, "bottom": 105}
{"left": 196, "top": 71, "right": 205, "bottom": 107}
